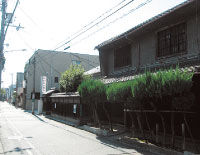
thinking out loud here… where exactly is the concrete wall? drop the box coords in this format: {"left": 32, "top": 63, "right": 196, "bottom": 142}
{"left": 25, "top": 99, "right": 39, "bottom": 111}
{"left": 100, "top": 12, "right": 200, "bottom": 76}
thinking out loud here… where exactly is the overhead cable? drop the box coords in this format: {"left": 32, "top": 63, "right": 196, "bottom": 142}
{"left": 67, "top": 0, "right": 152, "bottom": 49}
{"left": 53, "top": 0, "right": 136, "bottom": 50}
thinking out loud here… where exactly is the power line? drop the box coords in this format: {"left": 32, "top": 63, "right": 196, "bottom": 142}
{"left": 67, "top": 0, "right": 152, "bottom": 49}
{"left": 39, "top": 50, "right": 98, "bottom": 70}
{"left": 38, "top": 49, "right": 99, "bottom": 68}
{"left": 18, "top": 6, "right": 56, "bottom": 43}
{"left": 53, "top": 0, "right": 136, "bottom": 51}
{"left": 61, "top": 52, "right": 98, "bottom": 68}
{"left": 16, "top": 31, "right": 35, "bottom": 50}
{"left": 36, "top": 53, "right": 61, "bottom": 74}
{"left": 52, "top": 0, "right": 128, "bottom": 50}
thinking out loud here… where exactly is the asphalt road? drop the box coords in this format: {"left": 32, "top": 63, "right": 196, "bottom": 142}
{"left": 0, "top": 102, "right": 154, "bottom": 155}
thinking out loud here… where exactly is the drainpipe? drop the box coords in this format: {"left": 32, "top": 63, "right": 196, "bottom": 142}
{"left": 138, "top": 42, "right": 141, "bottom": 67}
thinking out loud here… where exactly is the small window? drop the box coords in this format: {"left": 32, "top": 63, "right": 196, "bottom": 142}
{"left": 55, "top": 77, "right": 59, "bottom": 83}
{"left": 114, "top": 44, "right": 131, "bottom": 69}
{"left": 157, "top": 23, "right": 187, "bottom": 57}
{"left": 72, "top": 60, "right": 81, "bottom": 65}
{"left": 31, "top": 92, "right": 40, "bottom": 100}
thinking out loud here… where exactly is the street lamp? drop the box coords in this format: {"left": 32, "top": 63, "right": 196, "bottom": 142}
{"left": 3, "top": 49, "right": 27, "bottom": 53}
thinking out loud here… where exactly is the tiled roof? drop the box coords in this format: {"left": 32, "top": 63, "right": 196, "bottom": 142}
{"left": 101, "top": 53, "right": 200, "bottom": 84}
{"left": 50, "top": 92, "right": 80, "bottom": 98}
{"left": 84, "top": 66, "right": 100, "bottom": 75}
{"left": 95, "top": 0, "right": 194, "bottom": 49}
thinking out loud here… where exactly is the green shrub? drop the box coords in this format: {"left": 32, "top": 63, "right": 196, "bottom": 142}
{"left": 106, "top": 80, "right": 133, "bottom": 103}
{"left": 78, "top": 79, "right": 106, "bottom": 104}
{"left": 131, "top": 67, "right": 194, "bottom": 110}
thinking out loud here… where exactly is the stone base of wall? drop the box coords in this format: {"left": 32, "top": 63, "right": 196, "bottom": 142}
{"left": 131, "top": 129, "right": 200, "bottom": 153}
{"left": 51, "top": 113, "right": 80, "bottom": 125}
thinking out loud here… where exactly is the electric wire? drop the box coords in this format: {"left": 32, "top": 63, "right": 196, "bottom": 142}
{"left": 18, "top": 6, "right": 56, "bottom": 43}
{"left": 38, "top": 0, "right": 150, "bottom": 68}
{"left": 38, "top": 49, "right": 99, "bottom": 68}
{"left": 16, "top": 31, "right": 35, "bottom": 50}
{"left": 67, "top": 0, "right": 152, "bottom": 49}
{"left": 52, "top": 0, "right": 128, "bottom": 50}
{"left": 53, "top": 0, "right": 136, "bottom": 51}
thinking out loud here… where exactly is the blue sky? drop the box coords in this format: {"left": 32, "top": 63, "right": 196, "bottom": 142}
{"left": 2, "top": 0, "right": 187, "bottom": 87}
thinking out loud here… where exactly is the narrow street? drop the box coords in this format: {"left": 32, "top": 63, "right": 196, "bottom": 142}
{"left": 0, "top": 102, "right": 154, "bottom": 155}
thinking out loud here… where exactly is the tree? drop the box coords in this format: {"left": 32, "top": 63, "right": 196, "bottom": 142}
{"left": 0, "top": 88, "right": 6, "bottom": 96}
{"left": 78, "top": 79, "right": 106, "bottom": 128}
{"left": 59, "top": 65, "right": 90, "bottom": 93}
{"left": 0, "top": 88, "right": 6, "bottom": 100}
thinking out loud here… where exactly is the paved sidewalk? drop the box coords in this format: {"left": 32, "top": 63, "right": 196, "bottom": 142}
{"left": 0, "top": 138, "right": 4, "bottom": 155}
{"left": 36, "top": 114, "right": 182, "bottom": 155}
{"left": 23, "top": 112, "right": 200, "bottom": 155}
{"left": 109, "top": 133, "right": 184, "bottom": 155}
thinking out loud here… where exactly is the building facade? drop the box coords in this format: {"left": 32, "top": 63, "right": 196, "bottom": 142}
{"left": 95, "top": 0, "right": 200, "bottom": 83}
{"left": 24, "top": 49, "right": 99, "bottom": 111}
{"left": 16, "top": 72, "right": 24, "bottom": 107}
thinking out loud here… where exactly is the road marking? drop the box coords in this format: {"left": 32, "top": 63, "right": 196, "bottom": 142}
{"left": 3, "top": 109, "right": 43, "bottom": 155}
{"left": 7, "top": 136, "right": 23, "bottom": 140}
{"left": 26, "top": 150, "right": 33, "bottom": 155}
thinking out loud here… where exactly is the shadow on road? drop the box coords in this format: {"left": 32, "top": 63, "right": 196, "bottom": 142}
{"left": 1, "top": 147, "right": 32, "bottom": 154}
{"left": 96, "top": 135, "right": 153, "bottom": 155}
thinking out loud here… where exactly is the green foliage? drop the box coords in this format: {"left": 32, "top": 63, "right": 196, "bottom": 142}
{"left": 106, "top": 80, "right": 133, "bottom": 103}
{"left": 59, "top": 65, "right": 90, "bottom": 93}
{"left": 13, "top": 91, "right": 17, "bottom": 99}
{"left": 78, "top": 66, "right": 193, "bottom": 110}
{"left": 0, "top": 89, "right": 6, "bottom": 95}
{"left": 78, "top": 79, "right": 106, "bottom": 104}
{"left": 131, "top": 67, "right": 194, "bottom": 110}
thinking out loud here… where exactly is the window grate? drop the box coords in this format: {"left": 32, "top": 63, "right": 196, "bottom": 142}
{"left": 114, "top": 45, "right": 131, "bottom": 69}
{"left": 157, "top": 23, "right": 187, "bottom": 57}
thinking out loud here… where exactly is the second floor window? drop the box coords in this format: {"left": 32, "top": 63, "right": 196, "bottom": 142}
{"left": 54, "top": 77, "right": 59, "bottom": 83}
{"left": 157, "top": 23, "right": 187, "bottom": 57}
{"left": 114, "top": 44, "right": 131, "bottom": 69}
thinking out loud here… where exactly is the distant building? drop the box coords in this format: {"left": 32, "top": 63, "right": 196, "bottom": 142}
{"left": 5, "top": 88, "right": 9, "bottom": 100}
{"left": 16, "top": 72, "right": 24, "bottom": 107}
{"left": 23, "top": 49, "right": 99, "bottom": 111}
{"left": 8, "top": 84, "right": 16, "bottom": 103}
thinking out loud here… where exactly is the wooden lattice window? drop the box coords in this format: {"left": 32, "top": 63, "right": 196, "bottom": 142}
{"left": 157, "top": 23, "right": 187, "bottom": 57}
{"left": 114, "top": 45, "right": 131, "bottom": 69}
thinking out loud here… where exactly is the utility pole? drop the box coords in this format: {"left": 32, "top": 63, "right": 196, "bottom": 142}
{"left": 0, "top": 0, "right": 19, "bottom": 97}
{"left": 0, "top": 0, "right": 6, "bottom": 94}
{"left": 11, "top": 73, "right": 13, "bottom": 97}
{"left": 50, "top": 51, "right": 53, "bottom": 89}
{"left": 32, "top": 56, "right": 36, "bottom": 114}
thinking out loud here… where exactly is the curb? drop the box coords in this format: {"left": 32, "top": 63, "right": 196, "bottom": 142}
{"left": 119, "top": 139, "right": 183, "bottom": 155}
{"left": 37, "top": 115, "right": 192, "bottom": 155}
{"left": 0, "top": 138, "right": 4, "bottom": 155}
{"left": 45, "top": 115, "right": 79, "bottom": 127}
{"left": 78, "top": 125, "right": 109, "bottom": 136}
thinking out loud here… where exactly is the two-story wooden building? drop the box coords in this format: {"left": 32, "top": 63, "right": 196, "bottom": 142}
{"left": 95, "top": 0, "right": 200, "bottom": 84}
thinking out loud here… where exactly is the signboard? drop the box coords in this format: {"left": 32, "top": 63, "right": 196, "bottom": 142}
{"left": 23, "top": 80, "right": 26, "bottom": 88}
{"left": 40, "top": 76, "right": 47, "bottom": 97}
{"left": 73, "top": 104, "right": 77, "bottom": 114}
